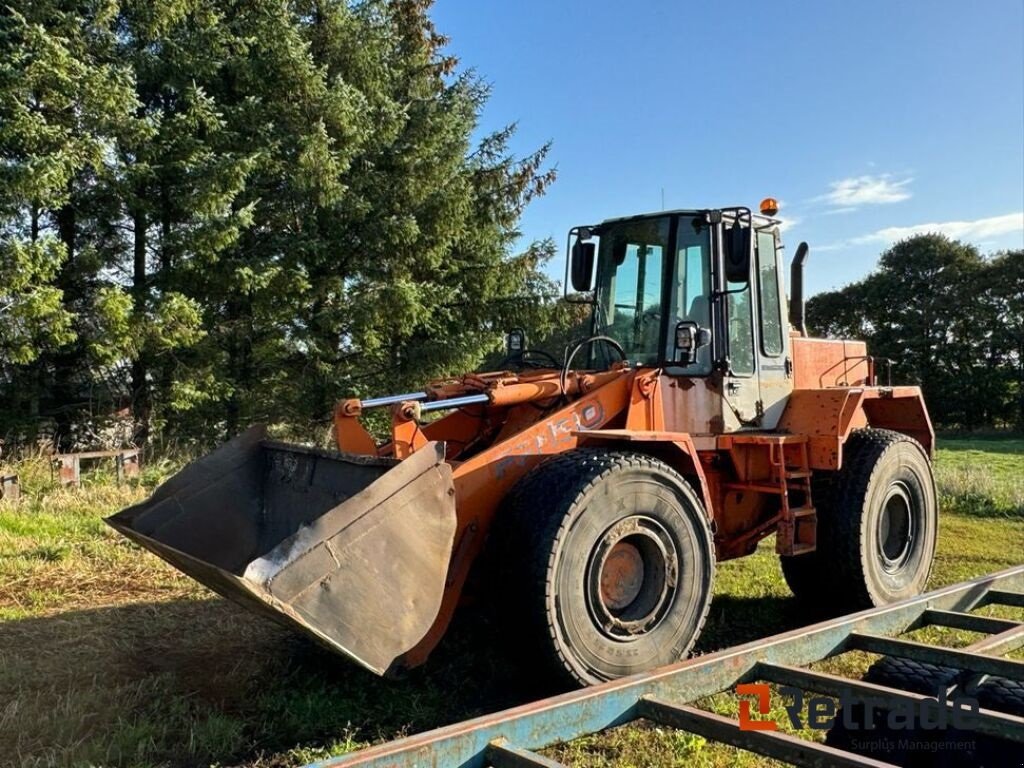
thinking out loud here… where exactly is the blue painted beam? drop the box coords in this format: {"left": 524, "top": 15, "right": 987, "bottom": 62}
{"left": 308, "top": 565, "right": 1024, "bottom": 768}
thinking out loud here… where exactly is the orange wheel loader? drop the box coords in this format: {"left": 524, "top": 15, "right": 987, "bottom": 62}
{"left": 108, "top": 201, "right": 937, "bottom": 686}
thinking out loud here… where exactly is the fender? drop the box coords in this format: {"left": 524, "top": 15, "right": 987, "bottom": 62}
{"left": 572, "top": 428, "right": 714, "bottom": 520}
{"left": 778, "top": 386, "right": 934, "bottom": 470}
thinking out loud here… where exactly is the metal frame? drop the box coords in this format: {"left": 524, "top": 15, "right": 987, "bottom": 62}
{"left": 311, "top": 565, "right": 1024, "bottom": 768}
{"left": 52, "top": 448, "right": 140, "bottom": 486}
{"left": 0, "top": 473, "right": 18, "bottom": 501}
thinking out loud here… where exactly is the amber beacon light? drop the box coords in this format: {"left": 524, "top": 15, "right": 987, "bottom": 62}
{"left": 759, "top": 197, "right": 779, "bottom": 216}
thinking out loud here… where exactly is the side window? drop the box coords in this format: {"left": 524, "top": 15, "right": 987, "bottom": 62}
{"left": 665, "top": 224, "right": 712, "bottom": 372}
{"left": 757, "top": 231, "right": 784, "bottom": 356}
{"left": 727, "top": 283, "right": 755, "bottom": 376}
{"left": 725, "top": 223, "right": 755, "bottom": 376}
{"left": 682, "top": 246, "right": 708, "bottom": 319}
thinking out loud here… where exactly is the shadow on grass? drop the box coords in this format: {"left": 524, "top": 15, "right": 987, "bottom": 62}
{"left": 0, "top": 596, "right": 554, "bottom": 768}
{"left": 0, "top": 587, "right": 825, "bottom": 768}
{"left": 696, "top": 593, "right": 834, "bottom": 653}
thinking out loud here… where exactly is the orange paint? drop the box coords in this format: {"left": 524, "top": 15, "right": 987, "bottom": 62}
{"left": 328, "top": 344, "right": 933, "bottom": 671}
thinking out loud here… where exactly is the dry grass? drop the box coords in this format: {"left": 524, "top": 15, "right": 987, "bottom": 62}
{"left": 934, "top": 438, "right": 1024, "bottom": 518}
{"left": 0, "top": 437, "right": 1022, "bottom": 767}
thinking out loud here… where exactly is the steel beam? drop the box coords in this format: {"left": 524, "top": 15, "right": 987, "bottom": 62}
{"left": 965, "top": 624, "right": 1024, "bottom": 656}
{"left": 846, "top": 632, "right": 1024, "bottom": 681}
{"left": 985, "top": 590, "right": 1024, "bottom": 609}
{"left": 637, "top": 697, "right": 896, "bottom": 768}
{"left": 308, "top": 566, "right": 1024, "bottom": 768}
{"left": 757, "top": 662, "right": 1024, "bottom": 742}
{"left": 484, "top": 741, "right": 566, "bottom": 768}
{"left": 917, "top": 608, "right": 1021, "bottom": 635}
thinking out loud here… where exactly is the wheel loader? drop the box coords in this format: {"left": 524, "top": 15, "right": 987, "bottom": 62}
{"left": 108, "top": 200, "right": 938, "bottom": 686}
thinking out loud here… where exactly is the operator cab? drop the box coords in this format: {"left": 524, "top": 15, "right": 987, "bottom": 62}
{"left": 566, "top": 202, "right": 792, "bottom": 430}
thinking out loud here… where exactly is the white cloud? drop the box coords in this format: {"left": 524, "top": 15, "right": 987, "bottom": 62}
{"left": 820, "top": 174, "right": 913, "bottom": 208}
{"left": 819, "top": 212, "right": 1024, "bottom": 251}
{"left": 777, "top": 215, "right": 801, "bottom": 233}
{"left": 854, "top": 211, "right": 1024, "bottom": 244}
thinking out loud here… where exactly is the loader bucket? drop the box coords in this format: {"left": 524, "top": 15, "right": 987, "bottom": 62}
{"left": 106, "top": 425, "right": 457, "bottom": 676}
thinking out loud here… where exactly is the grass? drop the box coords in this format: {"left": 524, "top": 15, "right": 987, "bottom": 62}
{"left": 1, "top": 437, "right": 1022, "bottom": 768}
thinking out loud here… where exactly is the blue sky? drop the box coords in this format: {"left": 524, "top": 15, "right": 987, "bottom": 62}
{"left": 431, "top": 0, "right": 1024, "bottom": 295}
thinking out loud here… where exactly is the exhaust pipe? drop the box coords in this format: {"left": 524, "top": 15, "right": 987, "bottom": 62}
{"left": 789, "top": 241, "right": 809, "bottom": 335}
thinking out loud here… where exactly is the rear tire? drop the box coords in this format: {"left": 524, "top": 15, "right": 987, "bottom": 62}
{"left": 866, "top": 656, "right": 1024, "bottom": 717}
{"left": 826, "top": 657, "right": 1024, "bottom": 766}
{"left": 496, "top": 449, "right": 715, "bottom": 687}
{"left": 781, "top": 428, "right": 938, "bottom": 613}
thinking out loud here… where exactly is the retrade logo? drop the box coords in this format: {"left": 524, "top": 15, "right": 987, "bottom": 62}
{"left": 736, "top": 683, "right": 777, "bottom": 730}
{"left": 736, "top": 683, "right": 981, "bottom": 732}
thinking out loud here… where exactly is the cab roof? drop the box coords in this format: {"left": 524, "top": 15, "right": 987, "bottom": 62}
{"left": 597, "top": 208, "right": 781, "bottom": 228}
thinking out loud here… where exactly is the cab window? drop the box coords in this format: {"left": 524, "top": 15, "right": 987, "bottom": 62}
{"left": 757, "top": 230, "right": 784, "bottom": 356}
{"left": 727, "top": 286, "right": 755, "bottom": 375}
{"left": 726, "top": 225, "right": 755, "bottom": 376}
{"left": 665, "top": 218, "right": 712, "bottom": 373}
{"left": 596, "top": 217, "right": 670, "bottom": 365}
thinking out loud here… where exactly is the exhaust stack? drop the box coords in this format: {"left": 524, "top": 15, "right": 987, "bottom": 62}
{"left": 789, "top": 241, "right": 809, "bottom": 335}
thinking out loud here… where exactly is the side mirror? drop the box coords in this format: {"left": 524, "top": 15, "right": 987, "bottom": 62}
{"left": 505, "top": 328, "right": 526, "bottom": 365}
{"left": 570, "top": 240, "right": 596, "bottom": 292}
{"left": 674, "top": 320, "right": 711, "bottom": 364}
{"left": 724, "top": 222, "right": 751, "bottom": 284}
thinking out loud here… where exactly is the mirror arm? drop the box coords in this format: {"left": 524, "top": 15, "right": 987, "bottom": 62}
{"left": 708, "top": 211, "right": 726, "bottom": 295}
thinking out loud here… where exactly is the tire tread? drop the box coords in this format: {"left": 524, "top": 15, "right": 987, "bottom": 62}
{"left": 496, "top": 449, "right": 714, "bottom": 686}
{"left": 781, "top": 428, "right": 935, "bottom": 612}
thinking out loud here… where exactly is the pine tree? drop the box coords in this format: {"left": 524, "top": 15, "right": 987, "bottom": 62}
{"left": 0, "top": 5, "right": 138, "bottom": 441}
{"left": 1, "top": 0, "right": 561, "bottom": 444}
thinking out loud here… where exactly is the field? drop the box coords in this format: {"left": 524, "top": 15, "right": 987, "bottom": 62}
{"left": 2, "top": 438, "right": 1022, "bottom": 768}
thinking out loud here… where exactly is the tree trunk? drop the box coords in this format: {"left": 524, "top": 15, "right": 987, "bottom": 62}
{"left": 156, "top": 180, "right": 174, "bottom": 434}
{"left": 1018, "top": 337, "right": 1024, "bottom": 431}
{"left": 224, "top": 263, "right": 254, "bottom": 439}
{"left": 131, "top": 205, "right": 150, "bottom": 446}
{"left": 51, "top": 200, "right": 77, "bottom": 451}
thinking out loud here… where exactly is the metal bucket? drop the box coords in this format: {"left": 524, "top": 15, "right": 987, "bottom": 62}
{"left": 106, "top": 425, "right": 457, "bottom": 676}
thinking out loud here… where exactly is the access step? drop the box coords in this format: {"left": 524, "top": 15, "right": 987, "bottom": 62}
{"left": 783, "top": 470, "right": 812, "bottom": 479}
{"left": 788, "top": 543, "right": 816, "bottom": 555}
{"left": 789, "top": 506, "right": 816, "bottom": 519}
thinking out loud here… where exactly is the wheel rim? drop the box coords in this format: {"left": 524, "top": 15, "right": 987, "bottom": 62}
{"left": 586, "top": 516, "right": 678, "bottom": 640}
{"left": 877, "top": 481, "right": 916, "bottom": 572}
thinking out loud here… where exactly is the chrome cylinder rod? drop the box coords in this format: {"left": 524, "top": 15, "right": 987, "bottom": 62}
{"left": 418, "top": 394, "right": 490, "bottom": 412}
{"left": 360, "top": 391, "right": 429, "bottom": 409}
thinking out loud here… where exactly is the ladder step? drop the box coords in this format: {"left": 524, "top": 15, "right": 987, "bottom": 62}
{"left": 723, "top": 482, "right": 786, "bottom": 494}
{"left": 789, "top": 543, "right": 816, "bottom": 555}
{"left": 784, "top": 470, "right": 812, "bottom": 479}
{"left": 789, "top": 506, "right": 816, "bottom": 518}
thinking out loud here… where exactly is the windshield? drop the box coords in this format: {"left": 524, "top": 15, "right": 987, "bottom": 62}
{"left": 594, "top": 215, "right": 712, "bottom": 371}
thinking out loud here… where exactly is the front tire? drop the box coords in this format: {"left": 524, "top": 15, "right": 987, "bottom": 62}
{"left": 781, "top": 428, "right": 937, "bottom": 613}
{"left": 497, "top": 450, "right": 715, "bottom": 686}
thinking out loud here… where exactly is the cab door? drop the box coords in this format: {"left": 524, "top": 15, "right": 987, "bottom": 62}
{"left": 754, "top": 227, "right": 793, "bottom": 429}
{"left": 713, "top": 213, "right": 758, "bottom": 427}
{"left": 722, "top": 268, "right": 761, "bottom": 427}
